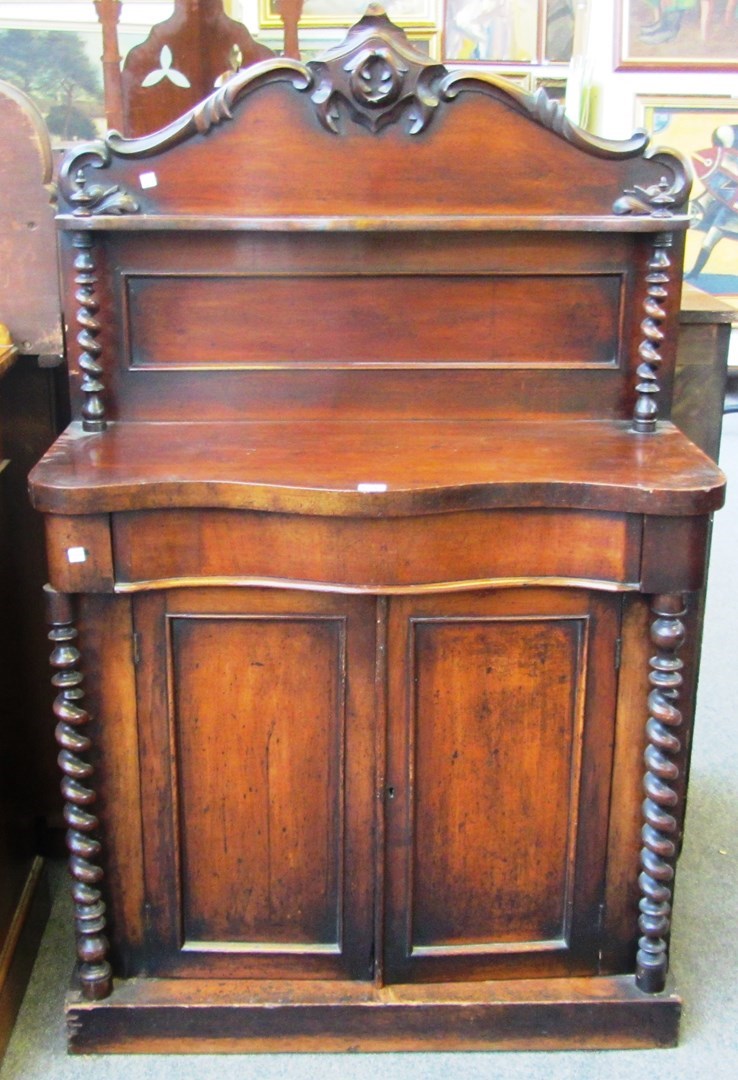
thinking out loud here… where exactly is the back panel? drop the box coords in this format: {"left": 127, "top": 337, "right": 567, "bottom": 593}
{"left": 59, "top": 227, "right": 665, "bottom": 422}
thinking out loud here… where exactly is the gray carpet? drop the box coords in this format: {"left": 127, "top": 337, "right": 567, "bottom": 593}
{"left": 2, "top": 414, "right": 736, "bottom": 1078}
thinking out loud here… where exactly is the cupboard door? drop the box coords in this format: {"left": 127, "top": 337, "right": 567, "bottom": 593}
{"left": 383, "top": 588, "right": 620, "bottom": 983}
{"left": 134, "top": 588, "right": 377, "bottom": 981}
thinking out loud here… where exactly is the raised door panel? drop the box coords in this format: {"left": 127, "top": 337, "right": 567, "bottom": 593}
{"left": 384, "top": 588, "right": 620, "bottom": 983}
{"left": 134, "top": 588, "right": 376, "bottom": 980}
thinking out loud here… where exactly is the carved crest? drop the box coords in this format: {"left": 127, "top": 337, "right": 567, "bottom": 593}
{"left": 308, "top": 7, "right": 445, "bottom": 135}
{"left": 55, "top": 8, "right": 689, "bottom": 217}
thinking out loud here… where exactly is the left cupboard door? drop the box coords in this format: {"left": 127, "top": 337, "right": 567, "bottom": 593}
{"left": 133, "top": 588, "right": 378, "bottom": 981}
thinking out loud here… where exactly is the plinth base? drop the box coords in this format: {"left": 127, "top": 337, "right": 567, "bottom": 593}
{"left": 66, "top": 973, "right": 681, "bottom": 1053}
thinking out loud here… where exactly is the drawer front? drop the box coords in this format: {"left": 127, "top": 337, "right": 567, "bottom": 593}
{"left": 112, "top": 507, "right": 641, "bottom": 592}
{"left": 45, "top": 514, "right": 114, "bottom": 593}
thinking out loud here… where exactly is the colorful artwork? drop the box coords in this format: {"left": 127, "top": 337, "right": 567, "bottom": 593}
{"left": 620, "top": 1, "right": 738, "bottom": 67}
{"left": 0, "top": 27, "right": 104, "bottom": 143}
{"left": 638, "top": 98, "right": 738, "bottom": 309}
{"left": 442, "top": 1, "right": 573, "bottom": 64}
{"left": 443, "top": 0, "right": 540, "bottom": 62}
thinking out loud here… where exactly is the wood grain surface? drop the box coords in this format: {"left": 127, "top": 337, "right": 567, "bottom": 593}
{"left": 29, "top": 419, "right": 724, "bottom": 517}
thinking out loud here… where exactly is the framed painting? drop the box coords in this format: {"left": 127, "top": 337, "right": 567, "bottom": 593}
{"left": 636, "top": 95, "right": 738, "bottom": 309}
{"left": 259, "top": 0, "right": 439, "bottom": 29}
{"left": 442, "top": 1, "right": 574, "bottom": 65}
{"left": 0, "top": 24, "right": 105, "bottom": 144}
{"left": 443, "top": 0, "right": 540, "bottom": 62}
{"left": 0, "top": 2, "right": 175, "bottom": 145}
{"left": 618, "top": 1, "right": 738, "bottom": 69}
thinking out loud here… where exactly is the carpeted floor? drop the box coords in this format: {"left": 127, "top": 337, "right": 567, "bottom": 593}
{"left": 2, "top": 414, "right": 736, "bottom": 1080}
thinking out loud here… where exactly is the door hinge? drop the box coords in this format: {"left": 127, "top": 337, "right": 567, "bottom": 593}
{"left": 132, "top": 631, "right": 141, "bottom": 665}
{"left": 614, "top": 636, "right": 622, "bottom": 671}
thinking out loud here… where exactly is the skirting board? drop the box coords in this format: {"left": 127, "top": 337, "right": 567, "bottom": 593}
{"left": 66, "top": 972, "right": 681, "bottom": 1053}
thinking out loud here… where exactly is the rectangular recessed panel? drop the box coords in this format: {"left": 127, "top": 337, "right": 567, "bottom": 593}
{"left": 170, "top": 615, "right": 344, "bottom": 948}
{"left": 126, "top": 274, "right": 621, "bottom": 368}
{"left": 410, "top": 616, "right": 584, "bottom": 949}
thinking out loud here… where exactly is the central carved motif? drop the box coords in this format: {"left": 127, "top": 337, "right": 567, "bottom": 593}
{"left": 347, "top": 48, "right": 406, "bottom": 109}
{"left": 309, "top": 8, "right": 445, "bottom": 135}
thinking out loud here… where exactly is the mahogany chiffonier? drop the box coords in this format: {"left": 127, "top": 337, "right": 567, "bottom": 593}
{"left": 28, "top": 10, "right": 725, "bottom": 1053}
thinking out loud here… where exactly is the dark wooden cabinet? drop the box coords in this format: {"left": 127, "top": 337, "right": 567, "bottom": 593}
{"left": 29, "top": 12, "right": 725, "bottom": 1053}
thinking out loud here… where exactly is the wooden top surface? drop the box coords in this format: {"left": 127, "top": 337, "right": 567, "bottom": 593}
{"left": 680, "top": 283, "right": 738, "bottom": 324}
{"left": 57, "top": 213, "right": 691, "bottom": 233}
{"left": 29, "top": 419, "right": 725, "bottom": 517}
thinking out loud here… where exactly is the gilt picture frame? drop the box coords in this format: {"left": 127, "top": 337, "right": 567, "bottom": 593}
{"left": 258, "top": 0, "right": 439, "bottom": 30}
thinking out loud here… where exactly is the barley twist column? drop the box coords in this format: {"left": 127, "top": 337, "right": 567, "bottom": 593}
{"left": 632, "top": 233, "right": 672, "bottom": 433}
{"left": 636, "top": 593, "right": 686, "bottom": 993}
{"left": 46, "top": 586, "right": 112, "bottom": 1000}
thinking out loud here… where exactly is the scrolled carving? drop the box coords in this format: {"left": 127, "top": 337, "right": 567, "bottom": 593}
{"left": 103, "top": 59, "right": 312, "bottom": 162}
{"left": 72, "top": 231, "right": 107, "bottom": 432}
{"left": 189, "top": 59, "right": 312, "bottom": 136}
{"left": 636, "top": 594, "right": 687, "bottom": 994}
{"left": 46, "top": 586, "right": 112, "bottom": 1002}
{"left": 58, "top": 142, "right": 139, "bottom": 217}
{"left": 613, "top": 152, "right": 690, "bottom": 216}
{"left": 632, "top": 233, "right": 673, "bottom": 433}
{"left": 440, "top": 73, "right": 651, "bottom": 161}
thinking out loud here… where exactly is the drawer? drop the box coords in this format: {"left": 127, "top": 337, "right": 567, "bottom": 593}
{"left": 106, "top": 508, "right": 641, "bottom": 592}
{"left": 44, "top": 514, "right": 115, "bottom": 593}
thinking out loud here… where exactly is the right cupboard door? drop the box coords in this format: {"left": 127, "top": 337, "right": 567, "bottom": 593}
{"left": 383, "top": 587, "right": 621, "bottom": 983}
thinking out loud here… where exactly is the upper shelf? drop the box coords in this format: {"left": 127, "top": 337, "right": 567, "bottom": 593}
{"left": 56, "top": 213, "right": 692, "bottom": 233}
{"left": 29, "top": 419, "right": 725, "bottom": 518}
